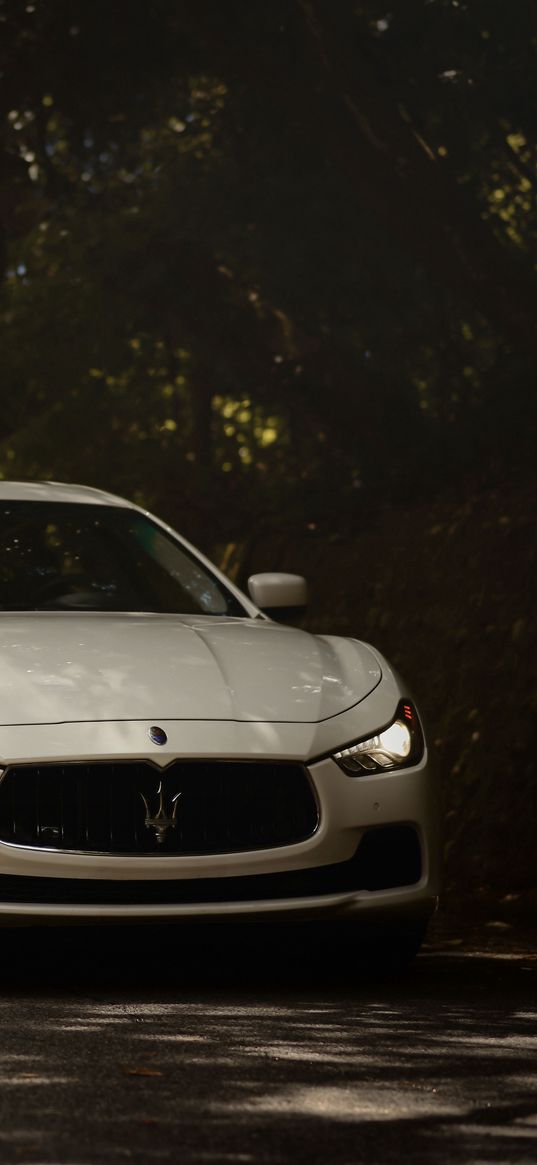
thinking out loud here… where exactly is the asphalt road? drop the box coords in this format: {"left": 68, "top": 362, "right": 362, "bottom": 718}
{"left": 0, "top": 922, "right": 535, "bottom": 1164}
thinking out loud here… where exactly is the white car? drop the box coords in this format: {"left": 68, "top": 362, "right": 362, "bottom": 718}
{"left": 0, "top": 481, "right": 440, "bottom": 963}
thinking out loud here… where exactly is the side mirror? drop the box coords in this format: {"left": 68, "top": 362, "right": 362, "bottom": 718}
{"left": 248, "top": 573, "right": 308, "bottom": 622}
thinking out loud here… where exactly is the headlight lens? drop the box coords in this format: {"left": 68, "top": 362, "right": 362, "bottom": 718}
{"left": 332, "top": 700, "right": 424, "bottom": 775}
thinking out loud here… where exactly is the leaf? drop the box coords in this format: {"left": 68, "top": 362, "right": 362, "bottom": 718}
{"left": 121, "top": 1066, "right": 164, "bottom": 1078}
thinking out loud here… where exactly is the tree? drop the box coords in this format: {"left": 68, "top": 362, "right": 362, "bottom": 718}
{"left": 0, "top": 1, "right": 535, "bottom": 533}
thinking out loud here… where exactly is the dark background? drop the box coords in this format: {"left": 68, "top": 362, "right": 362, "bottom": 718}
{"left": 0, "top": 0, "right": 535, "bottom": 923}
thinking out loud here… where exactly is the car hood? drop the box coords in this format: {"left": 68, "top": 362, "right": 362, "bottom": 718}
{"left": 0, "top": 613, "right": 382, "bottom": 726}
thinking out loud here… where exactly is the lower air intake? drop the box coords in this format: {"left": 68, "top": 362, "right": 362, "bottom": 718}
{"left": 0, "top": 827, "right": 421, "bottom": 905}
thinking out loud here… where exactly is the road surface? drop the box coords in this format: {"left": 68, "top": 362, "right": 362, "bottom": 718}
{"left": 0, "top": 921, "right": 535, "bottom": 1163}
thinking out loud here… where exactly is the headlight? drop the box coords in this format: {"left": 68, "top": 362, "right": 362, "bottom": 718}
{"left": 332, "top": 700, "right": 424, "bottom": 775}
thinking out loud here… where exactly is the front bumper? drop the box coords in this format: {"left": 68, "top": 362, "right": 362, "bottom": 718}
{"left": 0, "top": 714, "right": 441, "bottom": 925}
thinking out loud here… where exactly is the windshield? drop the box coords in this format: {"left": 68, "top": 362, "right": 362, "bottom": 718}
{"left": 0, "top": 502, "right": 247, "bottom": 616}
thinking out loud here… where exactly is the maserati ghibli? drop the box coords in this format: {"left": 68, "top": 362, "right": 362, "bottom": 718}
{"left": 0, "top": 481, "right": 440, "bottom": 963}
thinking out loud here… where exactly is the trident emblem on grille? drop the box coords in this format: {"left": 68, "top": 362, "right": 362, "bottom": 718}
{"left": 139, "top": 781, "right": 181, "bottom": 844}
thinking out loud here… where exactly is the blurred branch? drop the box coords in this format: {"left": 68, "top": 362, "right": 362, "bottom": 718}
{"left": 296, "top": 0, "right": 537, "bottom": 360}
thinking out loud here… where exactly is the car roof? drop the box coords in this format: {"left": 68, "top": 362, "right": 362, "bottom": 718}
{"left": 0, "top": 481, "right": 131, "bottom": 506}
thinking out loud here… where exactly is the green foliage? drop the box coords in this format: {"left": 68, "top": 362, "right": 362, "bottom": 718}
{"left": 0, "top": 0, "right": 535, "bottom": 535}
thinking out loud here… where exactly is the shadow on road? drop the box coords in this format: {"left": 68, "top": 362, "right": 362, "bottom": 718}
{"left": 0, "top": 918, "right": 531, "bottom": 1165}
{"left": 0, "top": 923, "right": 535, "bottom": 1164}
{"left": 0, "top": 916, "right": 534, "bottom": 994}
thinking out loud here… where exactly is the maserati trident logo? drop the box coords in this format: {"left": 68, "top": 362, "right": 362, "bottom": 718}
{"left": 140, "top": 781, "right": 181, "bottom": 844}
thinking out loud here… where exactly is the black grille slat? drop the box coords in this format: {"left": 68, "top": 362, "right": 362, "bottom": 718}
{"left": 0, "top": 762, "right": 318, "bottom": 856}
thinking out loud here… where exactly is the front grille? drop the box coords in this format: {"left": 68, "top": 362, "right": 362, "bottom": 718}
{"left": 0, "top": 761, "right": 318, "bottom": 855}
{"left": 0, "top": 827, "right": 421, "bottom": 905}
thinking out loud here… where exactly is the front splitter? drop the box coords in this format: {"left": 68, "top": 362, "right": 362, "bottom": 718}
{"left": 0, "top": 882, "right": 437, "bottom": 926}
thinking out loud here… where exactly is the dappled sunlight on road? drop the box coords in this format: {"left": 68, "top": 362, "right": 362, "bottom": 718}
{"left": 0, "top": 927, "right": 534, "bottom": 1162}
